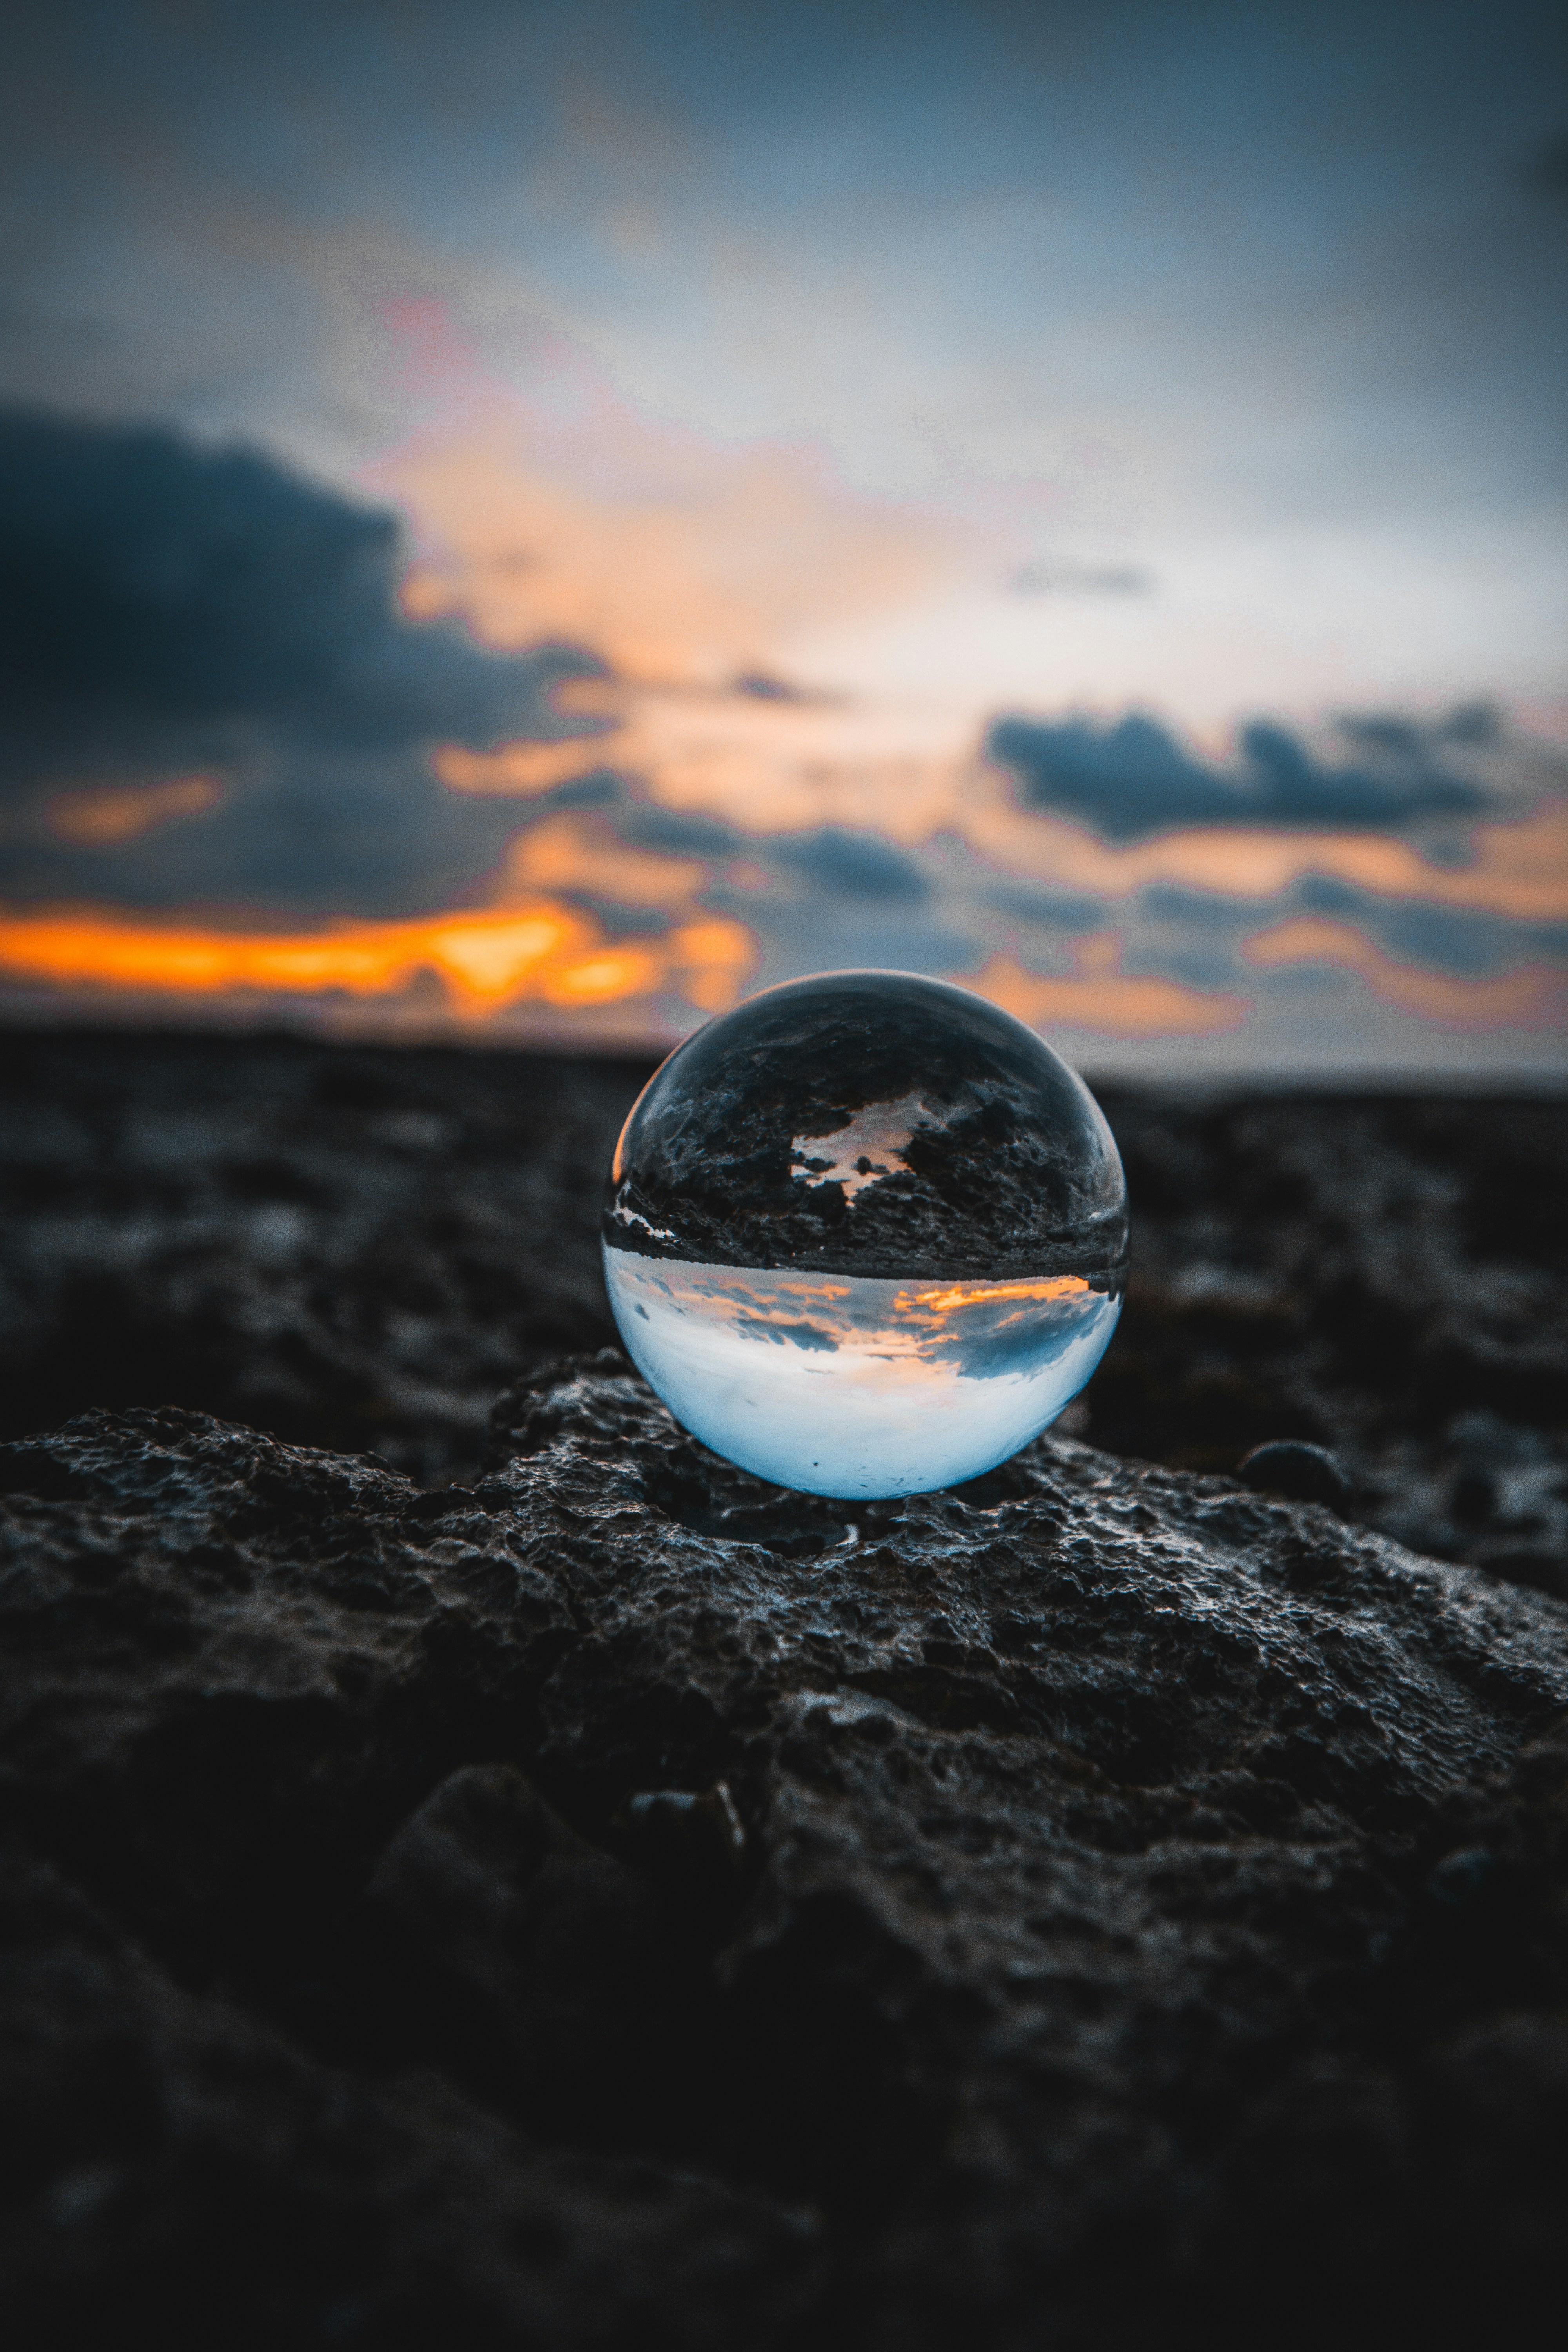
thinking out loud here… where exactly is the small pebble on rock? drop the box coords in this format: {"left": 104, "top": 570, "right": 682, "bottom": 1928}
{"left": 1237, "top": 1440, "right": 1350, "bottom": 1510}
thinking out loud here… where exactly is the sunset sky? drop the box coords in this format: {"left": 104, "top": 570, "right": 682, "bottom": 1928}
{"left": 1, "top": 0, "right": 1565, "bottom": 1074}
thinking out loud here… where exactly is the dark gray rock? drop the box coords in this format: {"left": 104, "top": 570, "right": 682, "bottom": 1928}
{"left": 0, "top": 1031, "right": 644, "bottom": 1484}
{"left": 0, "top": 1841, "right": 819, "bottom": 2350}
{"left": 1091, "top": 1091, "right": 1568, "bottom": 1595}
{"left": 3, "top": 1033, "right": 1564, "bottom": 1593}
{"left": 3, "top": 1360, "right": 1566, "bottom": 2347}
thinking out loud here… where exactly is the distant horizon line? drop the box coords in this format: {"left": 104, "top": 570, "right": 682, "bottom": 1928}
{"left": 2, "top": 1006, "right": 1563, "bottom": 1099}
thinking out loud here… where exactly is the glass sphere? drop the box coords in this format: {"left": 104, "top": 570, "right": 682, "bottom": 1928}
{"left": 602, "top": 970, "right": 1127, "bottom": 1500}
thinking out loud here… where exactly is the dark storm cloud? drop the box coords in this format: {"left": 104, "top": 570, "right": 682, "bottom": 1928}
{"left": 6, "top": 755, "right": 626, "bottom": 918}
{"left": 617, "top": 806, "right": 744, "bottom": 857}
{"left": 707, "top": 819, "right": 967, "bottom": 982}
{"left": 1430, "top": 702, "right": 1504, "bottom": 748}
{"left": 1138, "top": 884, "right": 1256, "bottom": 929}
{"left": 987, "top": 711, "right": 1496, "bottom": 842}
{"left": 538, "top": 768, "right": 624, "bottom": 813}
{"left": 735, "top": 1315, "right": 838, "bottom": 1352}
{"left": 0, "top": 407, "right": 601, "bottom": 911}
{"left": 1293, "top": 874, "right": 1568, "bottom": 975}
{"left": 771, "top": 827, "right": 929, "bottom": 898}
{"left": 0, "top": 409, "right": 596, "bottom": 769}
{"left": 1339, "top": 703, "right": 1505, "bottom": 758}
{"left": 983, "top": 879, "right": 1107, "bottom": 932}
{"left": 1131, "top": 871, "right": 1568, "bottom": 982}
{"left": 704, "top": 861, "right": 976, "bottom": 993}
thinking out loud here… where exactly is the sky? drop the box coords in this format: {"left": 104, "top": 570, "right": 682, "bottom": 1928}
{"left": 0, "top": 0, "right": 1565, "bottom": 1075}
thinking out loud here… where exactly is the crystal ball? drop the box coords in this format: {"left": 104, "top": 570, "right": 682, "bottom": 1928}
{"left": 601, "top": 969, "right": 1127, "bottom": 1499}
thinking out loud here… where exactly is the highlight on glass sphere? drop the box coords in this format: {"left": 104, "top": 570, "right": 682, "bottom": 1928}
{"left": 601, "top": 969, "right": 1128, "bottom": 1501}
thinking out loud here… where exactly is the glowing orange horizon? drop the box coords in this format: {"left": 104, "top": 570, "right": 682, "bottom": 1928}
{"left": 0, "top": 902, "right": 755, "bottom": 1017}
{"left": 5, "top": 898, "right": 1559, "bottom": 1044}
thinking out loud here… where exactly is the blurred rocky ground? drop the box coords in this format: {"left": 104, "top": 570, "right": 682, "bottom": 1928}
{"left": 3, "top": 1029, "right": 1567, "bottom": 2348}
{"left": 1, "top": 1029, "right": 1562, "bottom": 1595}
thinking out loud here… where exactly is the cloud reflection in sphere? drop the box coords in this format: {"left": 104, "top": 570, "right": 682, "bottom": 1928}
{"left": 602, "top": 971, "right": 1127, "bottom": 1500}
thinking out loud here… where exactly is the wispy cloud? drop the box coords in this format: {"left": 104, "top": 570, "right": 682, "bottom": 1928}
{"left": 986, "top": 710, "right": 1497, "bottom": 843}
{"left": 1243, "top": 916, "right": 1566, "bottom": 1031}
{"left": 770, "top": 827, "right": 931, "bottom": 900}
{"left": 377, "top": 385, "right": 964, "bottom": 687}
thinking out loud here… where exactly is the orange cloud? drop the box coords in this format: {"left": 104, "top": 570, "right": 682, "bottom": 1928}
{"left": 0, "top": 901, "right": 755, "bottom": 1021}
{"left": 910, "top": 1276, "right": 1095, "bottom": 1315}
{"left": 433, "top": 740, "right": 617, "bottom": 795}
{"left": 664, "top": 918, "right": 757, "bottom": 1011}
{"left": 427, "top": 675, "right": 975, "bottom": 871}
{"left": 1243, "top": 916, "right": 1568, "bottom": 1029}
{"left": 961, "top": 938, "right": 1249, "bottom": 1037}
{"left": 377, "top": 395, "right": 966, "bottom": 686}
{"left": 501, "top": 811, "right": 710, "bottom": 907}
{"left": 47, "top": 775, "right": 223, "bottom": 846}
{"left": 578, "top": 682, "right": 967, "bottom": 838}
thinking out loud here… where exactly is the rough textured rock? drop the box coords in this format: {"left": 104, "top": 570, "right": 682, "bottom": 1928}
{"left": 3, "top": 1360, "right": 1566, "bottom": 2347}
{"left": 0, "top": 1030, "right": 644, "bottom": 1484}
{"left": 1095, "top": 1089, "right": 1568, "bottom": 1598}
{"left": 2, "top": 1031, "right": 1563, "bottom": 1592}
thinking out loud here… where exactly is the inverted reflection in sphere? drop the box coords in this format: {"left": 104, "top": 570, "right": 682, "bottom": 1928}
{"left": 602, "top": 971, "right": 1127, "bottom": 1499}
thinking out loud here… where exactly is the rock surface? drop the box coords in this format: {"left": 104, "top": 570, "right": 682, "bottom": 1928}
{"left": 2, "top": 1030, "right": 1564, "bottom": 1592}
{"left": 4, "top": 1359, "right": 1567, "bottom": 2347}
